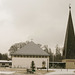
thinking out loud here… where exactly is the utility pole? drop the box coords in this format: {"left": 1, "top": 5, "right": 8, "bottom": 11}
{"left": 53, "top": 50, "right": 54, "bottom": 68}
{"left": 47, "top": 59, "right": 48, "bottom": 72}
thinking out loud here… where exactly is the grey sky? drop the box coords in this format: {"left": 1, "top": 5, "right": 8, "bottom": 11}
{"left": 0, "top": 0, "right": 75, "bottom": 53}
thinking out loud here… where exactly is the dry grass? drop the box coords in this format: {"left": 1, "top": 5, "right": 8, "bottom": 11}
{"left": 35, "top": 70, "right": 54, "bottom": 75}
{"left": 0, "top": 67, "right": 54, "bottom": 75}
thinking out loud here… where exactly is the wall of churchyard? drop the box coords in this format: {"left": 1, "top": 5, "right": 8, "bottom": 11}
{"left": 62, "top": 59, "right": 75, "bottom": 69}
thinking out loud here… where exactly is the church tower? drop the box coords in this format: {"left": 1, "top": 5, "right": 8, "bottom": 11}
{"left": 63, "top": 6, "right": 75, "bottom": 59}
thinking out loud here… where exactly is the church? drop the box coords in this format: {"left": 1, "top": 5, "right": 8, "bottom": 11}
{"left": 62, "top": 6, "right": 75, "bottom": 69}
{"left": 11, "top": 41, "right": 49, "bottom": 69}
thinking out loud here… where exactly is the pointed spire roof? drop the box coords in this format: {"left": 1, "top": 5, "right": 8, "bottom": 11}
{"left": 63, "top": 6, "right": 75, "bottom": 59}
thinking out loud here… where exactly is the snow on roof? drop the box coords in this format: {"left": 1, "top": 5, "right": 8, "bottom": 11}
{"left": 11, "top": 41, "right": 49, "bottom": 56}
{"left": 0, "top": 60, "right": 12, "bottom": 63}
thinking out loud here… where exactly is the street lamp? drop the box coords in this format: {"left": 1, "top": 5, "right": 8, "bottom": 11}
{"left": 47, "top": 59, "right": 48, "bottom": 72}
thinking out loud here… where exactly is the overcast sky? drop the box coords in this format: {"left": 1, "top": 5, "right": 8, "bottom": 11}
{"left": 0, "top": 0, "right": 75, "bottom": 53}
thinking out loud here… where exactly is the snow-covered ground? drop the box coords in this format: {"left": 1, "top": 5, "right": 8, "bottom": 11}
{"left": 0, "top": 69, "right": 75, "bottom": 75}
{"left": 45, "top": 69, "right": 75, "bottom": 75}
{"left": 0, "top": 71, "right": 15, "bottom": 74}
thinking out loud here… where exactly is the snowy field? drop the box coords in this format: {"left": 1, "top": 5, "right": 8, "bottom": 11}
{"left": 0, "top": 69, "right": 75, "bottom": 75}
{"left": 45, "top": 69, "right": 75, "bottom": 75}
{"left": 0, "top": 71, "right": 15, "bottom": 75}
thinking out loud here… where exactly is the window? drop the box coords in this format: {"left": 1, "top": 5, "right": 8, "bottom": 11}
{"left": 17, "top": 55, "right": 19, "bottom": 57}
{"left": 39, "top": 56, "right": 41, "bottom": 58}
{"left": 30, "top": 56, "right": 32, "bottom": 58}
{"left": 2, "top": 63, "right": 5, "bottom": 65}
{"left": 33, "top": 56, "right": 35, "bottom": 58}
{"left": 36, "top": 56, "right": 38, "bottom": 58}
{"left": 9, "top": 63, "right": 12, "bottom": 65}
{"left": 21, "top": 55, "right": 22, "bottom": 57}
{"left": 45, "top": 56, "right": 47, "bottom": 58}
{"left": 14, "top": 55, "right": 16, "bottom": 57}
{"left": 42, "top": 56, "right": 44, "bottom": 58}
{"left": 27, "top": 56, "right": 29, "bottom": 58}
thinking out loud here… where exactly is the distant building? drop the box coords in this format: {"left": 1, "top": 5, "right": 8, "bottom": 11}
{"left": 11, "top": 41, "right": 49, "bottom": 69}
{"left": 0, "top": 60, "right": 12, "bottom": 67}
{"left": 49, "top": 62, "right": 65, "bottom": 69}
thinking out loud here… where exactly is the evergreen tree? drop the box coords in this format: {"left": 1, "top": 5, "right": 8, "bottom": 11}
{"left": 2, "top": 53, "right": 8, "bottom": 60}
{"left": 55, "top": 45, "right": 62, "bottom": 62}
{"left": 43, "top": 45, "right": 53, "bottom": 62}
{"left": 9, "top": 42, "right": 26, "bottom": 54}
{"left": 48, "top": 48, "right": 53, "bottom": 62}
{"left": 0, "top": 53, "right": 2, "bottom": 60}
{"left": 0, "top": 53, "right": 9, "bottom": 60}
{"left": 43, "top": 45, "right": 48, "bottom": 53}
{"left": 31, "top": 61, "right": 35, "bottom": 72}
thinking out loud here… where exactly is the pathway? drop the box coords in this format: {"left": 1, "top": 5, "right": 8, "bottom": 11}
{"left": 45, "top": 69, "right": 75, "bottom": 75}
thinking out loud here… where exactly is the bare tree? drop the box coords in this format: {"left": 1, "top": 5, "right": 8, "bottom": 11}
{"left": 9, "top": 42, "right": 26, "bottom": 54}
{"left": 55, "top": 44, "right": 62, "bottom": 62}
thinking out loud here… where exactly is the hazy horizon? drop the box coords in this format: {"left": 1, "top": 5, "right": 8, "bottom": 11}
{"left": 0, "top": 0, "right": 75, "bottom": 53}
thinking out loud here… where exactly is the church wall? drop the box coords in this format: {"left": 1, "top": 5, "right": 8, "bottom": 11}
{"left": 62, "top": 59, "right": 75, "bottom": 69}
{"left": 66, "top": 62, "right": 75, "bottom": 69}
{"left": 12, "top": 56, "right": 49, "bottom": 69}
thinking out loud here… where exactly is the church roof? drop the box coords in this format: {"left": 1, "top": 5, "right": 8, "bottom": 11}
{"left": 63, "top": 6, "right": 75, "bottom": 59}
{"left": 11, "top": 41, "right": 49, "bottom": 56}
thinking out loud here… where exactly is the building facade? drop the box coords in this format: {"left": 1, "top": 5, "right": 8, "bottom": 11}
{"left": 11, "top": 41, "right": 49, "bottom": 69}
{"left": 12, "top": 55, "right": 49, "bottom": 69}
{"left": 62, "top": 59, "right": 75, "bottom": 69}
{"left": 0, "top": 60, "right": 12, "bottom": 67}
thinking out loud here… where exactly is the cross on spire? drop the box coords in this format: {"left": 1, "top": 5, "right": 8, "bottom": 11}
{"left": 69, "top": 4, "right": 71, "bottom": 10}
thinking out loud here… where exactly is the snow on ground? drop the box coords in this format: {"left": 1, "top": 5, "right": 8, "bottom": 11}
{"left": 45, "top": 69, "right": 75, "bottom": 75}
{"left": 0, "top": 71, "right": 15, "bottom": 74}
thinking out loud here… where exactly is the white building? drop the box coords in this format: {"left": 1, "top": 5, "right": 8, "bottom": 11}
{"left": 0, "top": 60, "right": 12, "bottom": 67}
{"left": 11, "top": 41, "right": 49, "bottom": 69}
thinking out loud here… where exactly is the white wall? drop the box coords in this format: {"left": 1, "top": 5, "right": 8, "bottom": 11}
{"left": 12, "top": 57, "right": 49, "bottom": 69}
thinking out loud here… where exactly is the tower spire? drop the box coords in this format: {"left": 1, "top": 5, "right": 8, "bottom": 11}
{"left": 63, "top": 6, "right": 75, "bottom": 59}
